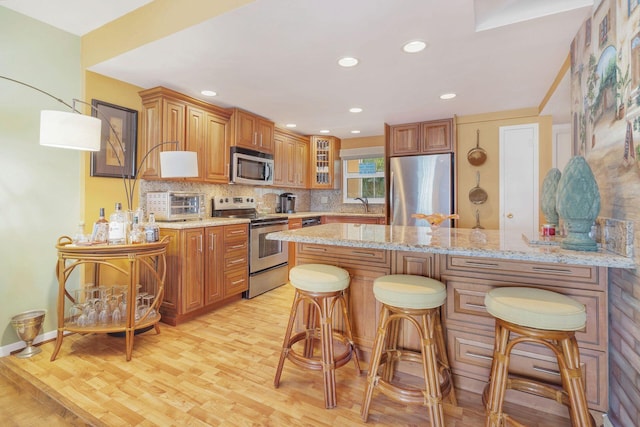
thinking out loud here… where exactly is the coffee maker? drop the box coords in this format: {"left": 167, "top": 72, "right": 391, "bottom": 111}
{"left": 278, "top": 193, "right": 296, "bottom": 213}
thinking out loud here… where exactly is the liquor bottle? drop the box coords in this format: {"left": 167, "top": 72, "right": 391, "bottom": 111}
{"left": 108, "top": 202, "right": 126, "bottom": 245}
{"left": 128, "top": 216, "right": 144, "bottom": 244}
{"left": 144, "top": 213, "right": 160, "bottom": 243}
{"left": 91, "top": 208, "right": 109, "bottom": 243}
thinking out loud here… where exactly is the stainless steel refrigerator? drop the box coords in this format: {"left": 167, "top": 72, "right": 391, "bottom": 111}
{"left": 389, "top": 153, "right": 455, "bottom": 226}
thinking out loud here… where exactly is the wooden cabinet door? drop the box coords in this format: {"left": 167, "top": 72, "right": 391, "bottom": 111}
{"left": 257, "top": 118, "right": 274, "bottom": 153}
{"left": 139, "top": 96, "right": 163, "bottom": 179}
{"left": 273, "top": 132, "right": 286, "bottom": 186}
{"left": 310, "top": 136, "right": 340, "bottom": 189}
{"left": 205, "top": 226, "right": 224, "bottom": 304}
{"left": 159, "top": 229, "right": 180, "bottom": 315}
{"left": 235, "top": 110, "right": 258, "bottom": 149}
{"left": 203, "top": 111, "right": 229, "bottom": 183}
{"left": 294, "top": 138, "right": 309, "bottom": 187}
{"left": 186, "top": 105, "right": 205, "bottom": 180}
{"left": 182, "top": 228, "right": 205, "bottom": 313}
{"left": 285, "top": 137, "right": 297, "bottom": 186}
{"left": 389, "top": 123, "right": 420, "bottom": 156}
{"left": 421, "top": 119, "right": 452, "bottom": 153}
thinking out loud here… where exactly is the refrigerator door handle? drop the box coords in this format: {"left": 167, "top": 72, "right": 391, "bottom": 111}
{"left": 389, "top": 171, "right": 395, "bottom": 225}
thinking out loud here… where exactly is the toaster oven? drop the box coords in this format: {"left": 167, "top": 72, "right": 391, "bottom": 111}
{"left": 146, "top": 191, "right": 205, "bottom": 221}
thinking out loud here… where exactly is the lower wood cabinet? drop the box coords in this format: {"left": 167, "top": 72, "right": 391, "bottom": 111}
{"left": 440, "top": 255, "right": 608, "bottom": 412}
{"left": 159, "top": 224, "right": 248, "bottom": 325}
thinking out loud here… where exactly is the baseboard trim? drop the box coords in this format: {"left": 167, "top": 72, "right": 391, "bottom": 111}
{"left": 0, "top": 330, "right": 61, "bottom": 358}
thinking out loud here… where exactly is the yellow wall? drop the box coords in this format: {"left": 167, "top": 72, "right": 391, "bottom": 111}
{"left": 455, "top": 109, "right": 552, "bottom": 229}
{"left": 84, "top": 72, "right": 144, "bottom": 223}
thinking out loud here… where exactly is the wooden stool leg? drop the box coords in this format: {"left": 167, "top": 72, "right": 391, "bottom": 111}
{"left": 320, "top": 295, "right": 337, "bottom": 409}
{"left": 485, "top": 321, "right": 511, "bottom": 427}
{"left": 420, "top": 311, "right": 445, "bottom": 427}
{"left": 434, "top": 308, "right": 457, "bottom": 405}
{"left": 560, "top": 336, "right": 594, "bottom": 427}
{"left": 381, "top": 315, "right": 401, "bottom": 382}
{"left": 361, "top": 306, "right": 390, "bottom": 422}
{"left": 274, "top": 290, "right": 301, "bottom": 388}
{"left": 338, "top": 293, "right": 361, "bottom": 375}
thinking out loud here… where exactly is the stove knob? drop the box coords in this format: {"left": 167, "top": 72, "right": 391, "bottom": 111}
{"left": 225, "top": 198, "right": 229, "bottom": 203}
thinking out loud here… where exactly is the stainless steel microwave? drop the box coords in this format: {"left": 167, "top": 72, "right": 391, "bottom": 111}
{"left": 230, "top": 146, "right": 274, "bottom": 185}
{"left": 145, "top": 191, "right": 205, "bottom": 221}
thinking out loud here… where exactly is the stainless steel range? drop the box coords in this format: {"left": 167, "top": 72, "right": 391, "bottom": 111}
{"left": 212, "top": 196, "right": 289, "bottom": 298}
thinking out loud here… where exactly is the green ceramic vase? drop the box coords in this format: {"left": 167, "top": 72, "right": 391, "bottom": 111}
{"left": 541, "top": 168, "right": 561, "bottom": 226}
{"left": 556, "top": 156, "right": 600, "bottom": 251}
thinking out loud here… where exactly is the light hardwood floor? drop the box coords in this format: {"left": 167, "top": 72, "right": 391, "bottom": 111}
{"left": 0, "top": 284, "right": 588, "bottom": 426}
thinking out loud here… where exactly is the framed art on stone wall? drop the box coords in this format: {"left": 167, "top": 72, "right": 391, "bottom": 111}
{"left": 90, "top": 99, "right": 138, "bottom": 178}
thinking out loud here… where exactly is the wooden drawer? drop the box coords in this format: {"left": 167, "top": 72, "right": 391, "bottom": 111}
{"left": 443, "top": 255, "right": 605, "bottom": 291}
{"left": 224, "top": 252, "right": 247, "bottom": 270}
{"left": 442, "top": 275, "right": 607, "bottom": 350}
{"left": 446, "top": 326, "right": 607, "bottom": 411}
{"left": 224, "top": 267, "right": 248, "bottom": 296}
{"left": 297, "top": 243, "right": 389, "bottom": 266}
{"left": 224, "top": 239, "right": 248, "bottom": 256}
{"left": 224, "top": 224, "right": 248, "bottom": 241}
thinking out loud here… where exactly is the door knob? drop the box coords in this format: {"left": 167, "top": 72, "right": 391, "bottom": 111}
{"left": 506, "top": 213, "right": 514, "bottom": 219}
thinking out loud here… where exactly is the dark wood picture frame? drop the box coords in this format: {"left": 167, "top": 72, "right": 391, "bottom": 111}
{"left": 90, "top": 99, "right": 138, "bottom": 178}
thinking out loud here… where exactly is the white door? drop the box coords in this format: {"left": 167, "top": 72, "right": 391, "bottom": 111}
{"left": 499, "top": 124, "right": 539, "bottom": 238}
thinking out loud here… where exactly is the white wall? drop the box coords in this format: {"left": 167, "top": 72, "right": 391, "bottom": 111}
{"left": 0, "top": 8, "right": 83, "bottom": 349}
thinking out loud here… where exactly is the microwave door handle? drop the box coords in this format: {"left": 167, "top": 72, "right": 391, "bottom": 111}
{"left": 265, "top": 163, "right": 272, "bottom": 181}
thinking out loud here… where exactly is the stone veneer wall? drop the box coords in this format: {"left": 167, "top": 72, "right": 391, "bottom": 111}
{"left": 570, "top": 1, "right": 640, "bottom": 424}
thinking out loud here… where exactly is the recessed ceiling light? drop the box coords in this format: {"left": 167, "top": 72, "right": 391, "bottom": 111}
{"left": 320, "top": 129, "right": 331, "bottom": 134}
{"left": 402, "top": 40, "right": 427, "bottom": 53}
{"left": 338, "top": 57, "right": 359, "bottom": 67}
{"left": 440, "top": 93, "right": 456, "bottom": 100}
{"left": 201, "top": 90, "right": 217, "bottom": 97}
{"left": 349, "top": 107, "right": 363, "bottom": 113}
{"left": 351, "top": 130, "right": 361, "bottom": 134}
{"left": 285, "top": 123, "right": 297, "bottom": 128}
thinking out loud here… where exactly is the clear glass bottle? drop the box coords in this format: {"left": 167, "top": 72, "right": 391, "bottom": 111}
{"left": 91, "top": 208, "right": 109, "bottom": 244}
{"left": 144, "top": 213, "right": 160, "bottom": 243}
{"left": 108, "top": 202, "right": 126, "bottom": 245}
{"left": 128, "top": 216, "right": 144, "bottom": 244}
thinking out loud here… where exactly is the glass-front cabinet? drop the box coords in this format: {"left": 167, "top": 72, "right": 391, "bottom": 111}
{"left": 310, "top": 135, "right": 340, "bottom": 189}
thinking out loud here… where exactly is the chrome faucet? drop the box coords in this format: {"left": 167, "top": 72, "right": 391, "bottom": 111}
{"left": 355, "top": 197, "right": 369, "bottom": 213}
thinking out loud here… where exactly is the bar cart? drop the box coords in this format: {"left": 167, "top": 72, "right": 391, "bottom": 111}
{"left": 51, "top": 236, "right": 168, "bottom": 361}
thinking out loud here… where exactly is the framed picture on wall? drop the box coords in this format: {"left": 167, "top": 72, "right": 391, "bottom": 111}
{"left": 90, "top": 99, "right": 138, "bottom": 178}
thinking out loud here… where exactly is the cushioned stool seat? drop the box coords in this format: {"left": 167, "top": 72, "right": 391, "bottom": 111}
{"left": 361, "top": 275, "right": 456, "bottom": 426}
{"left": 274, "top": 264, "right": 360, "bottom": 409}
{"left": 483, "top": 287, "right": 595, "bottom": 427}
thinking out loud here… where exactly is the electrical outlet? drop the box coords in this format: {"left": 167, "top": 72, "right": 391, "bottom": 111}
{"left": 321, "top": 196, "right": 328, "bottom": 204}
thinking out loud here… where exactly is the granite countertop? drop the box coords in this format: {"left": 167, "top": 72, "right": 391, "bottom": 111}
{"left": 267, "top": 223, "right": 636, "bottom": 268}
{"left": 156, "top": 212, "right": 385, "bottom": 229}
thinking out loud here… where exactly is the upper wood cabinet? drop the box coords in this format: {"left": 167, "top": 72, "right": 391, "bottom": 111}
{"left": 230, "top": 109, "right": 275, "bottom": 154}
{"left": 387, "top": 118, "right": 453, "bottom": 156}
{"left": 274, "top": 128, "right": 309, "bottom": 188}
{"left": 139, "top": 87, "right": 232, "bottom": 183}
{"left": 309, "top": 135, "right": 340, "bottom": 189}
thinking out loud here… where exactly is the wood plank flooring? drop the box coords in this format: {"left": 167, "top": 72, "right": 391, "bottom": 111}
{"left": 0, "top": 284, "right": 596, "bottom": 426}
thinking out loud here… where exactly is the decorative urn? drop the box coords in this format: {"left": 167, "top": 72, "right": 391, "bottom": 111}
{"left": 541, "top": 168, "right": 561, "bottom": 227}
{"left": 555, "top": 156, "right": 600, "bottom": 251}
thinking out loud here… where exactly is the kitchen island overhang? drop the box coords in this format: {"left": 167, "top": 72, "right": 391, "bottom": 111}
{"left": 266, "top": 223, "right": 635, "bottom": 269}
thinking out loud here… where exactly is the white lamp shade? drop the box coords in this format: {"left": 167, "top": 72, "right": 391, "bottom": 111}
{"left": 39, "top": 110, "right": 102, "bottom": 151}
{"left": 160, "top": 151, "right": 199, "bottom": 178}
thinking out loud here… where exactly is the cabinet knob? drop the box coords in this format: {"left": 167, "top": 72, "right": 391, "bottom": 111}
{"left": 506, "top": 213, "right": 514, "bottom": 219}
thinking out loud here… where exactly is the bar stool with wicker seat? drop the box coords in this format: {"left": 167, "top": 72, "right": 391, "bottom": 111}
{"left": 274, "top": 263, "right": 361, "bottom": 409}
{"left": 361, "top": 274, "right": 456, "bottom": 426}
{"left": 483, "top": 287, "right": 596, "bottom": 427}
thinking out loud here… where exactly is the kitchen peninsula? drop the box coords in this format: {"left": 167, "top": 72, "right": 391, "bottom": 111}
{"left": 267, "top": 223, "right": 635, "bottom": 414}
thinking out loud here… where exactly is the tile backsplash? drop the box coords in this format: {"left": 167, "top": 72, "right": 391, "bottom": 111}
{"left": 139, "top": 181, "right": 384, "bottom": 216}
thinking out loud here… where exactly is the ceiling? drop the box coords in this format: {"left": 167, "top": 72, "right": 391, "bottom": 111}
{"left": 1, "top": 0, "right": 591, "bottom": 140}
